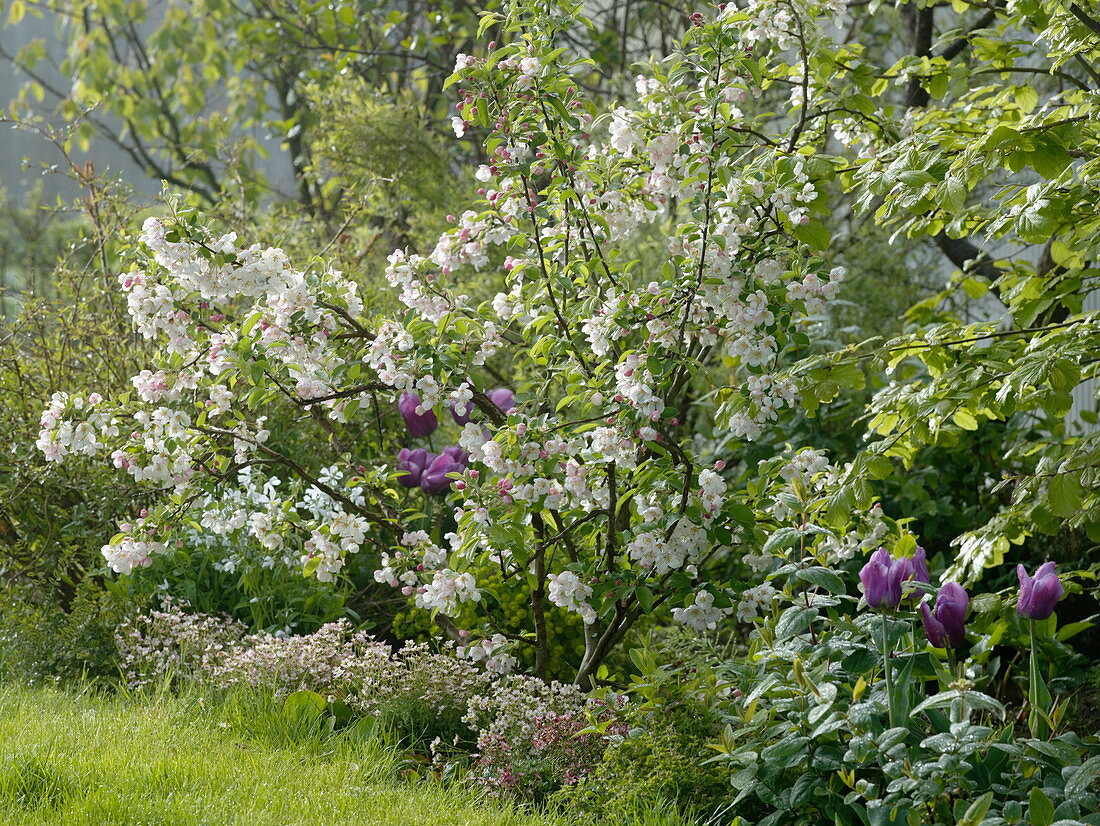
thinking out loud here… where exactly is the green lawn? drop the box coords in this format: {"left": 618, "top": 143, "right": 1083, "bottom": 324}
{"left": 0, "top": 683, "right": 567, "bottom": 826}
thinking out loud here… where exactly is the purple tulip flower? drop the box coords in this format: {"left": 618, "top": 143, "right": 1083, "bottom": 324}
{"left": 899, "top": 546, "right": 931, "bottom": 587}
{"left": 399, "top": 392, "right": 438, "bottom": 438}
{"left": 860, "top": 547, "right": 906, "bottom": 610}
{"left": 919, "top": 582, "right": 969, "bottom": 648}
{"left": 1017, "top": 562, "right": 1064, "bottom": 620}
{"left": 451, "top": 387, "right": 516, "bottom": 425}
{"left": 420, "top": 448, "right": 469, "bottom": 494}
{"left": 440, "top": 445, "right": 470, "bottom": 465}
{"left": 396, "top": 448, "right": 432, "bottom": 487}
{"left": 487, "top": 387, "right": 516, "bottom": 414}
{"left": 451, "top": 404, "right": 474, "bottom": 426}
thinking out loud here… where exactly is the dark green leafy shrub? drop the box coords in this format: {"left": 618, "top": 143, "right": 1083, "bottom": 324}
{"left": 0, "top": 580, "right": 135, "bottom": 684}
{"left": 553, "top": 700, "right": 729, "bottom": 823}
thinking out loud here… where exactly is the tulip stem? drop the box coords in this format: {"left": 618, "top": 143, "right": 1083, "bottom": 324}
{"left": 880, "top": 612, "right": 896, "bottom": 728}
{"left": 1028, "top": 620, "right": 1052, "bottom": 739}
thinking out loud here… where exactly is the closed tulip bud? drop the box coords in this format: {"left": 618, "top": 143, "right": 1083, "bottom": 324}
{"left": 396, "top": 448, "right": 431, "bottom": 488}
{"left": 1017, "top": 562, "right": 1064, "bottom": 620}
{"left": 420, "top": 448, "right": 470, "bottom": 494}
{"left": 898, "top": 546, "right": 930, "bottom": 586}
{"left": 488, "top": 387, "right": 516, "bottom": 414}
{"left": 399, "top": 392, "right": 437, "bottom": 437}
{"left": 919, "top": 582, "right": 969, "bottom": 648}
{"left": 860, "top": 547, "right": 904, "bottom": 610}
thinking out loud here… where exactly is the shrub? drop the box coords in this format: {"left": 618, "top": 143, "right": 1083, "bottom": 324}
{"left": 0, "top": 581, "right": 132, "bottom": 685}
{"left": 553, "top": 700, "right": 729, "bottom": 823}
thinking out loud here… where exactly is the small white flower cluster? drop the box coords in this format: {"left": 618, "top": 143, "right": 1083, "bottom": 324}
{"left": 418, "top": 569, "right": 481, "bottom": 615}
{"left": 614, "top": 354, "right": 665, "bottom": 421}
{"left": 628, "top": 519, "right": 708, "bottom": 576}
{"left": 779, "top": 448, "right": 831, "bottom": 486}
{"left": 736, "top": 582, "right": 779, "bottom": 622}
{"left": 588, "top": 426, "right": 640, "bottom": 469}
{"left": 302, "top": 509, "right": 371, "bottom": 582}
{"left": 36, "top": 392, "right": 115, "bottom": 463}
{"left": 101, "top": 535, "right": 165, "bottom": 575}
{"left": 547, "top": 571, "right": 596, "bottom": 624}
{"left": 672, "top": 590, "right": 732, "bottom": 631}
{"left": 740, "top": 0, "right": 798, "bottom": 50}
{"left": 384, "top": 248, "right": 454, "bottom": 323}
{"left": 458, "top": 633, "right": 518, "bottom": 675}
{"left": 819, "top": 502, "right": 888, "bottom": 562}
{"left": 787, "top": 267, "right": 846, "bottom": 314}
{"left": 697, "top": 468, "right": 728, "bottom": 517}
{"left": 729, "top": 374, "right": 799, "bottom": 440}
{"left": 374, "top": 531, "right": 480, "bottom": 615}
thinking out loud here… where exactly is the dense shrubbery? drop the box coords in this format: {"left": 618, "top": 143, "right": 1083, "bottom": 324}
{"left": 3, "top": 0, "right": 1100, "bottom": 823}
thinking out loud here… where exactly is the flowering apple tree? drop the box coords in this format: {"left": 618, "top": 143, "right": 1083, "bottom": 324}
{"left": 36, "top": 0, "right": 871, "bottom": 683}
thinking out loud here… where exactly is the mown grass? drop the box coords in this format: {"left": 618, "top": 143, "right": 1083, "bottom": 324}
{"left": 0, "top": 682, "right": 569, "bottom": 826}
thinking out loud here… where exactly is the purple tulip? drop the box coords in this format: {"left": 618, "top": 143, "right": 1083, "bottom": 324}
{"left": 451, "top": 387, "right": 516, "bottom": 425}
{"left": 451, "top": 402, "right": 474, "bottom": 426}
{"left": 440, "top": 445, "right": 470, "bottom": 466}
{"left": 1017, "top": 562, "right": 1064, "bottom": 620}
{"left": 487, "top": 387, "right": 516, "bottom": 414}
{"left": 399, "top": 392, "right": 438, "bottom": 438}
{"left": 396, "top": 448, "right": 432, "bottom": 487}
{"left": 420, "top": 449, "right": 468, "bottom": 494}
{"left": 860, "top": 547, "right": 905, "bottom": 610}
{"left": 899, "top": 546, "right": 930, "bottom": 586}
{"left": 919, "top": 582, "right": 969, "bottom": 648}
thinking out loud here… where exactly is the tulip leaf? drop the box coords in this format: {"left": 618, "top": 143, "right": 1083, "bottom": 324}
{"left": 911, "top": 689, "right": 1005, "bottom": 720}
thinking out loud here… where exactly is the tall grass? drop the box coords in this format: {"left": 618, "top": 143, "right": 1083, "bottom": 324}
{"left": 0, "top": 682, "right": 567, "bottom": 825}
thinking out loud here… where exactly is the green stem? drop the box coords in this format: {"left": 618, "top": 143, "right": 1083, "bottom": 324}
{"left": 881, "top": 612, "right": 896, "bottom": 728}
{"left": 1028, "top": 619, "right": 1052, "bottom": 739}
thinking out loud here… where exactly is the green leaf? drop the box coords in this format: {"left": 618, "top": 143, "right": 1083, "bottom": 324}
{"left": 942, "top": 177, "right": 967, "bottom": 212}
{"left": 911, "top": 689, "right": 1005, "bottom": 720}
{"left": 957, "top": 791, "right": 993, "bottom": 826}
{"left": 763, "top": 527, "right": 802, "bottom": 555}
{"left": 775, "top": 606, "right": 817, "bottom": 640}
{"left": 282, "top": 690, "right": 327, "bottom": 723}
{"left": 927, "top": 72, "right": 948, "bottom": 99}
{"left": 7, "top": 0, "right": 26, "bottom": 25}
{"left": 796, "top": 567, "right": 847, "bottom": 595}
{"left": 1065, "top": 755, "right": 1100, "bottom": 798}
{"left": 1048, "top": 473, "right": 1084, "bottom": 518}
{"left": 1029, "top": 786, "right": 1055, "bottom": 826}
{"left": 952, "top": 408, "right": 979, "bottom": 431}
{"left": 1015, "top": 85, "right": 1039, "bottom": 114}
{"left": 791, "top": 218, "right": 831, "bottom": 250}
